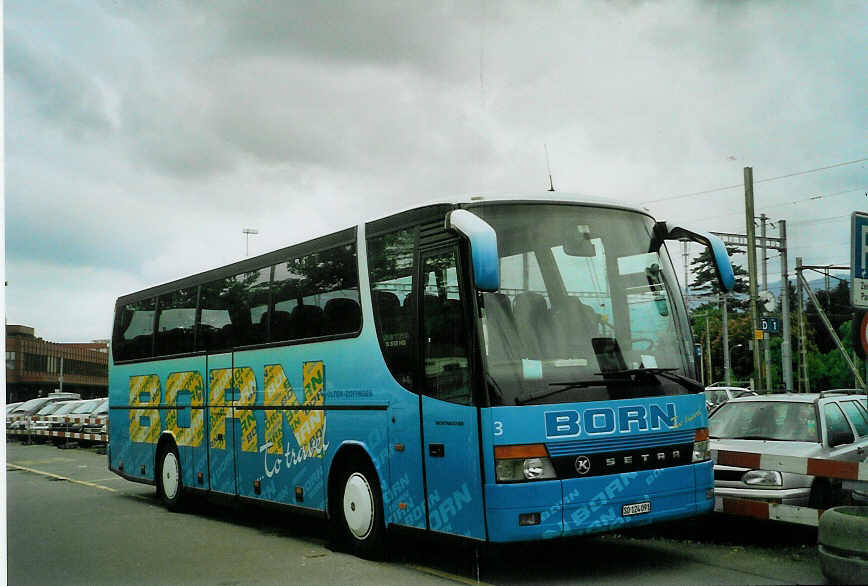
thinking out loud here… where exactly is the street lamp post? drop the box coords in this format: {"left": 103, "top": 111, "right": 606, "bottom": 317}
{"left": 242, "top": 228, "right": 259, "bottom": 257}
{"left": 726, "top": 343, "right": 743, "bottom": 387}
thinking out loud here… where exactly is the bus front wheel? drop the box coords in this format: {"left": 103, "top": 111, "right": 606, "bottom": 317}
{"left": 335, "top": 462, "right": 385, "bottom": 559}
{"left": 156, "top": 443, "right": 184, "bottom": 511}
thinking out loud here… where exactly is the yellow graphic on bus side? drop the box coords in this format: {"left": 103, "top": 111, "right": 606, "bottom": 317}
{"left": 234, "top": 367, "right": 258, "bottom": 453}
{"left": 208, "top": 369, "right": 232, "bottom": 450}
{"left": 165, "top": 372, "right": 204, "bottom": 447}
{"left": 264, "top": 365, "right": 289, "bottom": 454}
{"left": 290, "top": 361, "right": 325, "bottom": 452}
{"left": 129, "top": 375, "right": 162, "bottom": 444}
{"left": 265, "top": 361, "right": 325, "bottom": 456}
{"left": 128, "top": 362, "right": 326, "bottom": 455}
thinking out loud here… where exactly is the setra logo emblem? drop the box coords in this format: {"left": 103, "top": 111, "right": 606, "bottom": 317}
{"left": 574, "top": 455, "right": 591, "bottom": 475}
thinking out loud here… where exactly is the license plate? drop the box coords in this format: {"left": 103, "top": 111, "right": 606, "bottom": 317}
{"left": 621, "top": 501, "right": 651, "bottom": 516}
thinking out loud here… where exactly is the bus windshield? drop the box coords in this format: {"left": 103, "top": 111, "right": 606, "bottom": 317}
{"left": 472, "top": 203, "right": 695, "bottom": 405}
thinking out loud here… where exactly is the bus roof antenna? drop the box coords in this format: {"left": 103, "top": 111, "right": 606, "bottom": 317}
{"left": 544, "top": 144, "right": 556, "bottom": 192}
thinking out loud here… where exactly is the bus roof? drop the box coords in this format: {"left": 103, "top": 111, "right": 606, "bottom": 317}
{"left": 365, "top": 192, "right": 649, "bottom": 225}
{"left": 115, "top": 192, "right": 651, "bottom": 305}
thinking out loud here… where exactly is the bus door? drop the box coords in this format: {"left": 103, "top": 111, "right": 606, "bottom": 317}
{"left": 206, "top": 352, "right": 237, "bottom": 495}
{"left": 418, "top": 246, "right": 486, "bottom": 539}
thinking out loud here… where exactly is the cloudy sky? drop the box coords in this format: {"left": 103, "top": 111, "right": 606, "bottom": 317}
{"left": 5, "top": 0, "right": 867, "bottom": 343}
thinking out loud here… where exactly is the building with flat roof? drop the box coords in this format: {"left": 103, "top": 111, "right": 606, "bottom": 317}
{"left": 5, "top": 325, "right": 108, "bottom": 403}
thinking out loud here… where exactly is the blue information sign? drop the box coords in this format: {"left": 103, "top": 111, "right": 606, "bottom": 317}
{"left": 852, "top": 212, "right": 868, "bottom": 309}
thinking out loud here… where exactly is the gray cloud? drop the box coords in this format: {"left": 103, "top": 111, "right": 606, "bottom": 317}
{"left": 5, "top": 28, "right": 113, "bottom": 139}
{"left": 105, "top": 1, "right": 489, "bottom": 75}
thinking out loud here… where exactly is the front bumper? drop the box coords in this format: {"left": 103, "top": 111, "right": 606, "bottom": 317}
{"left": 485, "top": 460, "right": 714, "bottom": 542}
{"left": 713, "top": 485, "right": 811, "bottom": 506}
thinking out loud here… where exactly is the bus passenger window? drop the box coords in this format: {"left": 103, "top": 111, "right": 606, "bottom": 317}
{"left": 155, "top": 288, "right": 197, "bottom": 357}
{"left": 198, "top": 278, "right": 237, "bottom": 352}
{"left": 421, "top": 249, "right": 471, "bottom": 405}
{"left": 112, "top": 297, "right": 156, "bottom": 361}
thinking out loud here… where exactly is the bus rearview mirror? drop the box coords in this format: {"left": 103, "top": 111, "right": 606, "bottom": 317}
{"left": 652, "top": 221, "right": 735, "bottom": 293}
{"left": 445, "top": 210, "right": 500, "bottom": 292}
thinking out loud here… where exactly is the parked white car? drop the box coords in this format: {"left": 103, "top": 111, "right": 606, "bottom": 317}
{"left": 709, "top": 391, "right": 868, "bottom": 508}
{"left": 704, "top": 386, "right": 756, "bottom": 414}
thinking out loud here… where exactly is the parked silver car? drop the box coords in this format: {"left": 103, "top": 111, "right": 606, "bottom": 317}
{"left": 709, "top": 391, "right": 868, "bottom": 508}
{"left": 704, "top": 386, "right": 756, "bottom": 414}
{"left": 28, "top": 402, "right": 67, "bottom": 441}
{"left": 7, "top": 392, "right": 81, "bottom": 430}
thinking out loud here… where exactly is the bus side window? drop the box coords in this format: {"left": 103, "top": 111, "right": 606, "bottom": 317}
{"left": 421, "top": 248, "right": 471, "bottom": 405}
{"left": 112, "top": 297, "right": 156, "bottom": 361}
{"left": 198, "top": 278, "right": 236, "bottom": 352}
{"left": 155, "top": 288, "right": 197, "bottom": 357}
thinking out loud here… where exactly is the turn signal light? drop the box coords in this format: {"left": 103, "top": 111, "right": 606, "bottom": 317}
{"left": 494, "top": 444, "right": 548, "bottom": 459}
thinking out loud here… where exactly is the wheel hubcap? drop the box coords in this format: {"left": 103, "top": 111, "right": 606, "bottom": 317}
{"left": 343, "top": 472, "right": 374, "bottom": 540}
{"left": 162, "top": 452, "right": 179, "bottom": 500}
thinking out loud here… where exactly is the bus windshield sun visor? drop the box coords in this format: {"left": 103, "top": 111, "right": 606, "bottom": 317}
{"left": 650, "top": 222, "right": 735, "bottom": 292}
{"left": 445, "top": 209, "right": 500, "bottom": 292}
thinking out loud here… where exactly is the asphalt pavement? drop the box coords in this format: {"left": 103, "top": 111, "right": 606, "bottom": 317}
{"left": 5, "top": 440, "right": 827, "bottom": 584}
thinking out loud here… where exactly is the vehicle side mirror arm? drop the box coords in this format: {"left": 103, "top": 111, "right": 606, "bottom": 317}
{"left": 652, "top": 221, "right": 735, "bottom": 292}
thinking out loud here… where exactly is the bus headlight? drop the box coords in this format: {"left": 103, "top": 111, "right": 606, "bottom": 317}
{"left": 494, "top": 444, "right": 557, "bottom": 482}
{"left": 692, "top": 428, "right": 710, "bottom": 462}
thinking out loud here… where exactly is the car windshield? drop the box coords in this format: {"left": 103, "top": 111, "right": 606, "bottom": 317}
{"left": 35, "top": 403, "right": 61, "bottom": 416}
{"left": 53, "top": 402, "right": 79, "bottom": 415}
{"left": 72, "top": 401, "right": 100, "bottom": 414}
{"left": 12, "top": 398, "right": 49, "bottom": 413}
{"left": 709, "top": 401, "right": 819, "bottom": 442}
{"left": 471, "top": 203, "right": 695, "bottom": 405}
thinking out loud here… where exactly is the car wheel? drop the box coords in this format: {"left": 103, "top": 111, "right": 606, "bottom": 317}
{"left": 334, "top": 461, "right": 385, "bottom": 559}
{"left": 156, "top": 443, "right": 184, "bottom": 511}
{"left": 818, "top": 506, "right": 868, "bottom": 584}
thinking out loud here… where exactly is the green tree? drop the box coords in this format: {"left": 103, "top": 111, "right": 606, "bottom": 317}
{"left": 805, "top": 279, "right": 855, "bottom": 355}
{"left": 689, "top": 246, "right": 750, "bottom": 312}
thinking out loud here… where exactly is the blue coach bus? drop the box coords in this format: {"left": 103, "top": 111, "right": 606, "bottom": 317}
{"left": 108, "top": 193, "right": 734, "bottom": 557}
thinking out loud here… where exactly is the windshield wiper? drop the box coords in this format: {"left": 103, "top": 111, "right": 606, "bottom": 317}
{"left": 595, "top": 367, "right": 704, "bottom": 393}
{"left": 515, "top": 377, "right": 612, "bottom": 406}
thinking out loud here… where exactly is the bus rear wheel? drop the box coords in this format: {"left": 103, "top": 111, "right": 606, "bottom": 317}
{"left": 156, "top": 443, "right": 184, "bottom": 511}
{"left": 335, "top": 462, "right": 385, "bottom": 559}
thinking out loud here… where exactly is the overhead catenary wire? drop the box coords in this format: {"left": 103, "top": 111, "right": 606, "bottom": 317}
{"left": 675, "top": 186, "right": 865, "bottom": 225}
{"left": 641, "top": 156, "right": 868, "bottom": 204}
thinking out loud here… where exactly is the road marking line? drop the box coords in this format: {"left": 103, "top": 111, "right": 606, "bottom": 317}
{"left": 409, "top": 563, "right": 488, "bottom": 585}
{"left": 7, "top": 463, "right": 118, "bottom": 492}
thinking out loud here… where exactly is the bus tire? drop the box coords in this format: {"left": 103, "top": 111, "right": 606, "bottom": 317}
{"left": 156, "top": 442, "right": 184, "bottom": 511}
{"left": 818, "top": 506, "right": 868, "bottom": 584}
{"left": 335, "top": 461, "right": 385, "bottom": 559}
